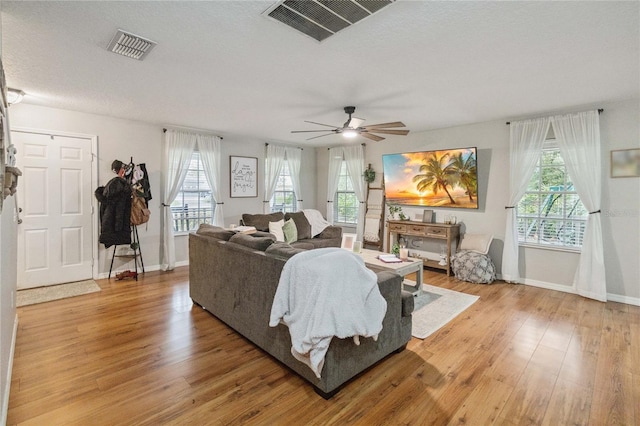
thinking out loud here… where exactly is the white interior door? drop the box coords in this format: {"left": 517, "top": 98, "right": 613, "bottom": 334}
{"left": 14, "top": 131, "right": 94, "bottom": 289}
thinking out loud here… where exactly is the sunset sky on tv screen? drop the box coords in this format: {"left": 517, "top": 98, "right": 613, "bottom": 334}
{"left": 382, "top": 147, "right": 478, "bottom": 209}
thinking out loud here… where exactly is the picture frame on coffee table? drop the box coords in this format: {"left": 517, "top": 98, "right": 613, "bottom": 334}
{"left": 341, "top": 233, "right": 357, "bottom": 250}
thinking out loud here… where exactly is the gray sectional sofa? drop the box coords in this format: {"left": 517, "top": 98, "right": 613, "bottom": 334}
{"left": 189, "top": 224, "right": 414, "bottom": 398}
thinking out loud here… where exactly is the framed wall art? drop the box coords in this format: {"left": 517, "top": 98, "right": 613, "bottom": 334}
{"left": 230, "top": 155, "right": 258, "bottom": 197}
{"left": 611, "top": 148, "right": 640, "bottom": 178}
{"left": 382, "top": 146, "right": 478, "bottom": 209}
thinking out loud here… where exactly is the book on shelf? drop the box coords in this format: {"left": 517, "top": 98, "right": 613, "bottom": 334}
{"left": 378, "top": 254, "right": 402, "bottom": 263}
{"left": 232, "top": 225, "right": 256, "bottom": 234}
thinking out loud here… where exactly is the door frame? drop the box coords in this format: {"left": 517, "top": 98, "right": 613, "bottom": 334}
{"left": 12, "top": 126, "right": 99, "bottom": 281}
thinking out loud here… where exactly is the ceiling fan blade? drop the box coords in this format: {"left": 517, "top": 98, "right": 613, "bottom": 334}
{"left": 291, "top": 130, "right": 334, "bottom": 133}
{"left": 304, "top": 120, "right": 339, "bottom": 129}
{"left": 306, "top": 133, "right": 336, "bottom": 141}
{"left": 360, "top": 132, "right": 385, "bottom": 142}
{"left": 362, "top": 121, "right": 406, "bottom": 129}
{"left": 348, "top": 117, "right": 365, "bottom": 129}
{"left": 366, "top": 129, "right": 410, "bottom": 136}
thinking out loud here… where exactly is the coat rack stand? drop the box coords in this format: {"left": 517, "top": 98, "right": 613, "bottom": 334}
{"left": 108, "top": 225, "right": 145, "bottom": 280}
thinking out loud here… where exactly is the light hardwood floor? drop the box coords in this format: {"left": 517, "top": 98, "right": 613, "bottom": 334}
{"left": 8, "top": 267, "right": 639, "bottom": 425}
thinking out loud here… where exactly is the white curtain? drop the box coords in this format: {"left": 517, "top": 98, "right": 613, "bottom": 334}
{"left": 285, "top": 146, "right": 303, "bottom": 210}
{"left": 326, "top": 147, "right": 343, "bottom": 224}
{"left": 263, "top": 144, "right": 286, "bottom": 213}
{"left": 344, "top": 144, "right": 367, "bottom": 240}
{"left": 551, "top": 110, "right": 606, "bottom": 301}
{"left": 197, "top": 134, "right": 224, "bottom": 227}
{"left": 161, "top": 129, "right": 197, "bottom": 271}
{"left": 501, "top": 117, "right": 550, "bottom": 282}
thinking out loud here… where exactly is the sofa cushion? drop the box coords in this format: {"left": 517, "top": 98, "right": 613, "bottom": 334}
{"left": 196, "top": 224, "right": 235, "bottom": 241}
{"left": 269, "top": 219, "right": 285, "bottom": 242}
{"left": 229, "top": 233, "right": 274, "bottom": 251}
{"left": 242, "top": 212, "right": 285, "bottom": 232}
{"left": 290, "top": 242, "right": 315, "bottom": 250}
{"left": 265, "top": 242, "right": 308, "bottom": 260}
{"left": 284, "top": 212, "right": 312, "bottom": 241}
{"left": 301, "top": 238, "right": 342, "bottom": 249}
{"left": 282, "top": 218, "right": 298, "bottom": 244}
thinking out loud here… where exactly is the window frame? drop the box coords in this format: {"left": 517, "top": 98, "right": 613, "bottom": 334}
{"left": 269, "top": 161, "right": 297, "bottom": 213}
{"left": 171, "top": 151, "right": 214, "bottom": 235}
{"left": 515, "top": 140, "right": 587, "bottom": 252}
{"left": 333, "top": 161, "right": 358, "bottom": 225}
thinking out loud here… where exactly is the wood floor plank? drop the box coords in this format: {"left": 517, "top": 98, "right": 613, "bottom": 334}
{"left": 497, "top": 364, "right": 558, "bottom": 425}
{"left": 541, "top": 377, "right": 593, "bottom": 426}
{"left": 589, "top": 309, "right": 635, "bottom": 425}
{"left": 449, "top": 375, "right": 514, "bottom": 425}
{"left": 7, "top": 266, "right": 638, "bottom": 425}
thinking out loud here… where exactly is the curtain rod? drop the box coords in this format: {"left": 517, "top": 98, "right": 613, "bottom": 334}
{"left": 506, "top": 108, "right": 603, "bottom": 125}
{"left": 326, "top": 143, "right": 366, "bottom": 150}
{"left": 163, "top": 127, "right": 223, "bottom": 139}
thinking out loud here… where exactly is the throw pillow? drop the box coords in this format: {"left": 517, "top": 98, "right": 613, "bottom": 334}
{"left": 459, "top": 234, "right": 493, "bottom": 254}
{"left": 284, "top": 212, "right": 312, "bottom": 240}
{"left": 269, "top": 219, "right": 285, "bottom": 242}
{"left": 282, "top": 218, "right": 298, "bottom": 244}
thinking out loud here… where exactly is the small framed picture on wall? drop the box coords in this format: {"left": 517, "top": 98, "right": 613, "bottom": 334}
{"left": 611, "top": 148, "right": 640, "bottom": 178}
{"left": 230, "top": 156, "right": 258, "bottom": 197}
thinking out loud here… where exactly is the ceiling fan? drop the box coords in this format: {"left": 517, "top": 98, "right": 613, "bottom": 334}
{"left": 291, "top": 106, "right": 410, "bottom": 142}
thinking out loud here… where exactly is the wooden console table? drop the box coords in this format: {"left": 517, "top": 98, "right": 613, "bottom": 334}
{"left": 386, "top": 220, "right": 461, "bottom": 276}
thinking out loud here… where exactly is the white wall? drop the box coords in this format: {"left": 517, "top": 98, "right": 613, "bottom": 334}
{"left": 599, "top": 99, "right": 640, "bottom": 302}
{"left": 8, "top": 103, "right": 318, "bottom": 272}
{"left": 317, "top": 98, "right": 639, "bottom": 302}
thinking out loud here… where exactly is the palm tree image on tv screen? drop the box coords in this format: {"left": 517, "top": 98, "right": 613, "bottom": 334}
{"left": 382, "top": 147, "right": 478, "bottom": 209}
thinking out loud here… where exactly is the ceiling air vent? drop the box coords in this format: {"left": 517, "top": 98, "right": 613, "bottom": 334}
{"left": 107, "top": 29, "right": 157, "bottom": 60}
{"left": 264, "top": 0, "right": 395, "bottom": 42}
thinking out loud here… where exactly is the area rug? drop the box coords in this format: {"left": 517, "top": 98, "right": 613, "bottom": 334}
{"left": 407, "top": 281, "right": 479, "bottom": 339}
{"left": 17, "top": 280, "right": 101, "bottom": 307}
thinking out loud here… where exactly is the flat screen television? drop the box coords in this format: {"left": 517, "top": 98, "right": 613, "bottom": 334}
{"left": 382, "top": 147, "right": 478, "bottom": 209}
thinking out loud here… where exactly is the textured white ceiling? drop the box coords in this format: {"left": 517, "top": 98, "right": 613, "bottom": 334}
{"left": 2, "top": 1, "right": 638, "bottom": 146}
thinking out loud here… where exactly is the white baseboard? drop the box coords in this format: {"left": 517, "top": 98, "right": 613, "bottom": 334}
{"left": 607, "top": 293, "right": 640, "bottom": 306}
{"left": 521, "top": 278, "right": 577, "bottom": 295}
{"left": 2, "top": 315, "right": 18, "bottom": 426}
{"left": 95, "top": 261, "right": 189, "bottom": 280}
{"left": 519, "top": 277, "right": 639, "bottom": 306}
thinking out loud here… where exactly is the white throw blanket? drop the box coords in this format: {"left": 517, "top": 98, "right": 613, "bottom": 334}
{"left": 269, "top": 248, "right": 387, "bottom": 378}
{"left": 303, "top": 209, "right": 331, "bottom": 237}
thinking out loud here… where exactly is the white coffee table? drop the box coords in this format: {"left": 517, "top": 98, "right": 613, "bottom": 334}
{"left": 357, "top": 249, "right": 424, "bottom": 295}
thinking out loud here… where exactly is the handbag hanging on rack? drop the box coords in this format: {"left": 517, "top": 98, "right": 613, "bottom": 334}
{"left": 130, "top": 193, "right": 150, "bottom": 225}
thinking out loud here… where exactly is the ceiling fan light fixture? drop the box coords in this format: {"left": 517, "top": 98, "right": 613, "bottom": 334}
{"left": 291, "top": 106, "right": 409, "bottom": 142}
{"left": 342, "top": 129, "right": 358, "bottom": 138}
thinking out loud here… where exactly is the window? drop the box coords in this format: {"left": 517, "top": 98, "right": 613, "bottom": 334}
{"left": 334, "top": 161, "right": 358, "bottom": 224}
{"left": 270, "top": 161, "right": 297, "bottom": 213}
{"left": 171, "top": 152, "right": 214, "bottom": 233}
{"left": 516, "top": 142, "right": 588, "bottom": 249}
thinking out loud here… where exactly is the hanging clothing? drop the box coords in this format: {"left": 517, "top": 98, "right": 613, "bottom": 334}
{"left": 130, "top": 162, "right": 152, "bottom": 203}
{"left": 95, "top": 176, "right": 132, "bottom": 247}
